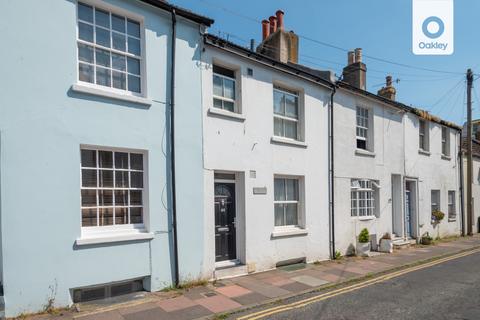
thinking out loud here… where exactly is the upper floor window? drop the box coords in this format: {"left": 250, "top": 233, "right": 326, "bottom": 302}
{"left": 213, "top": 65, "right": 236, "bottom": 112}
{"left": 441, "top": 127, "right": 450, "bottom": 157}
{"left": 274, "top": 87, "right": 299, "bottom": 140}
{"left": 351, "top": 179, "right": 376, "bottom": 217}
{"left": 356, "top": 107, "right": 369, "bottom": 150}
{"left": 274, "top": 177, "right": 300, "bottom": 227}
{"left": 77, "top": 2, "right": 142, "bottom": 94}
{"left": 419, "top": 119, "right": 429, "bottom": 151}
{"left": 80, "top": 148, "right": 145, "bottom": 228}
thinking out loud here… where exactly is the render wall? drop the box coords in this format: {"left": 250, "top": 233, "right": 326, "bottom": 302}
{"left": 404, "top": 113, "right": 461, "bottom": 238}
{"left": 333, "top": 89, "right": 405, "bottom": 254}
{"left": 201, "top": 47, "right": 332, "bottom": 276}
{"left": 0, "top": 0, "right": 204, "bottom": 316}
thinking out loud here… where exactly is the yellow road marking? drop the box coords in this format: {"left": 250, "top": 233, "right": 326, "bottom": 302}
{"left": 237, "top": 248, "right": 480, "bottom": 320}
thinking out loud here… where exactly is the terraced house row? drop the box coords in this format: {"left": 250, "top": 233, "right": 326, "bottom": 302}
{"left": 0, "top": 0, "right": 468, "bottom": 317}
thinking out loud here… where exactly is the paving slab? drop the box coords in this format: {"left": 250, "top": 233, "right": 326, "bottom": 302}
{"left": 194, "top": 295, "right": 242, "bottom": 313}
{"left": 290, "top": 275, "right": 330, "bottom": 287}
{"left": 157, "top": 295, "right": 197, "bottom": 312}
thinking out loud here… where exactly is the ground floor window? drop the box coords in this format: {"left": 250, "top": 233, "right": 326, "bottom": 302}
{"left": 431, "top": 190, "right": 440, "bottom": 213}
{"left": 351, "top": 179, "right": 376, "bottom": 217}
{"left": 80, "top": 147, "right": 145, "bottom": 227}
{"left": 448, "top": 190, "right": 456, "bottom": 219}
{"left": 274, "top": 177, "right": 300, "bottom": 227}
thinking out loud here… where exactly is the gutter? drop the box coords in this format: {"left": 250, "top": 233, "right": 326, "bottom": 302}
{"left": 328, "top": 85, "right": 337, "bottom": 259}
{"left": 170, "top": 9, "right": 180, "bottom": 287}
{"left": 140, "top": 0, "right": 213, "bottom": 26}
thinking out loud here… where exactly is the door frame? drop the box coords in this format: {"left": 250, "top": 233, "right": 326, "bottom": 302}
{"left": 404, "top": 178, "right": 419, "bottom": 239}
{"left": 214, "top": 171, "right": 243, "bottom": 268}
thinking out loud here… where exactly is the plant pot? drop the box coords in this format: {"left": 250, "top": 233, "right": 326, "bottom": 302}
{"left": 356, "top": 241, "right": 371, "bottom": 257}
{"left": 379, "top": 239, "right": 393, "bottom": 253}
{"left": 421, "top": 237, "right": 432, "bottom": 245}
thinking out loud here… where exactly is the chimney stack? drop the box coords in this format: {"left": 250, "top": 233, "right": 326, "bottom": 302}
{"left": 256, "top": 10, "right": 299, "bottom": 64}
{"left": 269, "top": 16, "right": 277, "bottom": 34}
{"left": 276, "top": 10, "right": 284, "bottom": 30}
{"left": 262, "top": 19, "right": 270, "bottom": 40}
{"left": 342, "top": 48, "right": 367, "bottom": 90}
{"left": 377, "top": 75, "right": 396, "bottom": 101}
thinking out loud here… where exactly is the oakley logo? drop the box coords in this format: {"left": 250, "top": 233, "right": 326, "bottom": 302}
{"left": 422, "top": 16, "right": 445, "bottom": 39}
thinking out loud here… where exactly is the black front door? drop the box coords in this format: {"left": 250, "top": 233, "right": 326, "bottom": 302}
{"left": 215, "top": 183, "right": 236, "bottom": 262}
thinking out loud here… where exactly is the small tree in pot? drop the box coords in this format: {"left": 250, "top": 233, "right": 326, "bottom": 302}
{"left": 379, "top": 232, "right": 393, "bottom": 253}
{"left": 356, "top": 228, "right": 371, "bottom": 257}
{"left": 431, "top": 210, "right": 445, "bottom": 239}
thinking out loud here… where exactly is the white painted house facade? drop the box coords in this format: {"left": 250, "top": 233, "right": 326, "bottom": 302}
{"left": 333, "top": 77, "right": 462, "bottom": 254}
{"left": 200, "top": 32, "right": 334, "bottom": 278}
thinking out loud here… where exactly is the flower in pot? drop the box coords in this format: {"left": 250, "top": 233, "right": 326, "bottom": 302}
{"left": 356, "top": 228, "right": 371, "bottom": 257}
{"left": 379, "top": 232, "right": 393, "bottom": 253}
{"left": 421, "top": 232, "right": 433, "bottom": 245}
{"left": 431, "top": 210, "right": 445, "bottom": 224}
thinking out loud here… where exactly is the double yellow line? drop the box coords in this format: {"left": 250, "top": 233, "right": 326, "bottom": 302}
{"left": 237, "top": 248, "right": 480, "bottom": 320}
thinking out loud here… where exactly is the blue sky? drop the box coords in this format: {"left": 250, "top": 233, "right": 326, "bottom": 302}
{"left": 171, "top": 0, "right": 480, "bottom": 125}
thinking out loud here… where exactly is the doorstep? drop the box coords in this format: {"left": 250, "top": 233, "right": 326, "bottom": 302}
{"left": 214, "top": 264, "right": 248, "bottom": 280}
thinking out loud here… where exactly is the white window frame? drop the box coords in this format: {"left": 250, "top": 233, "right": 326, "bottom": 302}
{"left": 431, "top": 189, "right": 440, "bottom": 213}
{"left": 356, "top": 106, "right": 369, "bottom": 150}
{"left": 442, "top": 127, "right": 450, "bottom": 157}
{"left": 351, "top": 179, "right": 376, "bottom": 218}
{"left": 273, "top": 176, "right": 303, "bottom": 229}
{"left": 448, "top": 190, "right": 456, "bottom": 219}
{"left": 76, "top": 0, "right": 146, "bottom": 98}
{"left": 273, "top": 87, "right": 301, "bottom": 141}
{"left": 79, "top": 145, "right": 148, "bottom": 238}
{"left": 212, "top": 65, "right": 237, "bottom": 112}
{"left": 419, "top": 119, "right": 429, "bottom": 152}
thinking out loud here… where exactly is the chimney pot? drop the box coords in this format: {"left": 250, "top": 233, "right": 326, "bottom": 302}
{"left": 386, "top": 75, "right": 392, "bottom": 87}
{"left": 348, "top": 51, "right": 355, "bottom": 65}
{"left": 269, "top": 16, "right": 277, "bottom": 34}
{"left": 262, "top": 19, "right": 270, "bottom": 40}
{"left": 276, "top": 10, "right": 284, "bottom": 30}
{"left": 354, "top": 48, "right": 362, "bottom": 63}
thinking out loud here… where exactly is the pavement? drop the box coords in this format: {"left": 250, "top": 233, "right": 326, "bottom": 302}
{"left": 25, "top": 235, "right": 480, "bottom": 320}
{"left": 249, "top": 248, "right": 480, "bottom": 320}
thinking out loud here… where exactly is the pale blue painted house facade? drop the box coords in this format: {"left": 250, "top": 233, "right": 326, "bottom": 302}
{"left": 0, "top": 0, "right": 211, "bottom": 317}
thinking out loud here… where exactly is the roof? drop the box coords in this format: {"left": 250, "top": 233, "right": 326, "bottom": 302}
{"left": 139, "top": 0, "right": 214, "bottom": 26}
{"left": 204, "top": 34, "right": 334, "bottom": 89}
{"left": 461, "top": 137, "right": 480, "bottom": 158}
{"left": 204, "top": 34, "right": 461, "bottom": 131}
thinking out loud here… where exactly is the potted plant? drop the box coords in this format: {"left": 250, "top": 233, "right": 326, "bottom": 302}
{"left": 379, "top": 232, "right": 393, "bottom": 253}
{"left": 421, "top": 232, "right": 433, "bottom": 245}
{"left": 356, "top": 228, "right": 371, "bottom": 257}
{"left": 431, "top": 210, "right": 445, "bottom": 223}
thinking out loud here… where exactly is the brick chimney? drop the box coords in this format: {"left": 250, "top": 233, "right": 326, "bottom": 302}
{"left": 342, "top": 48, "right": 367, "bottom": 90}
{"left": 377, "top": 75, "right": 396, "bottom": 101}
{"left": 256, "top": 10, "right": 299, "bottom": 64}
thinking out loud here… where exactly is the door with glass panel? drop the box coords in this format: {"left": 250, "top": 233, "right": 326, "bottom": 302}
{"left": 214, "top": 182, "right": 236, "bottom": 262}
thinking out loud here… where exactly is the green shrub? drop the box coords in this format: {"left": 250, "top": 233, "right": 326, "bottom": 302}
{"left": 432, "top": 210, "right": 445, "bottom": 222}
{"left": 334, "top": 250, "right": 343, "bottom": 260}
{"left": 358, "top": 228, "right": 370, "bottom": 243}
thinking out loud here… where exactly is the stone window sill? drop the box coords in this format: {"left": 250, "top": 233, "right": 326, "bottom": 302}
{"left": 71, "top": 84, "right": 152, "bottom": 106}
{"left": 355, "top": 149, "right": 376, "bottom": 157}
{"left": 441, "top": 155, "right": 452, "bottom": 161}
{"left": 271, "top": 227, "right": 308, "bottom": 239}
{"left": 208, "top": 107, "right": 245, "bottom": 121}
{"left": 418, "top": 149, "right": 431, "bottom": 156}
{"left": 75, "top": 231, "right": 154, "bottom": 246}
{"left": 270, "top": 136, "right": 307, "bottom": 148}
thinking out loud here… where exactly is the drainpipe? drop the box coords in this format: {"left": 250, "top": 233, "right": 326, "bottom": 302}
{"left": 328, "top": 85, "right": 337, "bottom": 259}
{"left": 170, "top": 9, "right": 180, "bottom": 287}
{"left": 459, "top": 134, "right": 466, "bottom": 236}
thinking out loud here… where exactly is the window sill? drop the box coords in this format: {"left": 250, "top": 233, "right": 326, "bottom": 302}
{"left": 441, "top": 155, "right": 451, "bottom": 161}
{"left": 357, "top": 216, "right": 376, "bottom": 221}
{"left": 355, "top": 149, "right": 376, "bottom": 157}
{"left": 271, "top": 227, "right": 308, "bottom": 238}
{"left": 208, "top": 107, "right": 245, "bottom": 121}
{"left": 71, "top": 84, "right": 152, "bottom": 106}
{"left": 270, "top": 136, "right": 307, "bottom": 148}
{"left": 75, "top": 231, "right": 154, "bottom": 246}
{"left": 448, "top": 218, "right": 457, "bottom": 222}
{"left": 418, "top": 149, "right": 431, "bottom": 156}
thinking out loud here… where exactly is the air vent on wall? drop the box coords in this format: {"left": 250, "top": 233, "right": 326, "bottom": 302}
{"left": 72, "top": 279, "right": 144, "bottom": 303}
